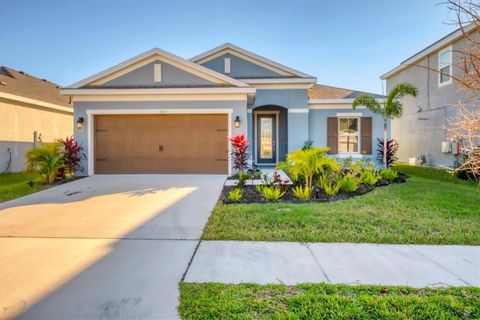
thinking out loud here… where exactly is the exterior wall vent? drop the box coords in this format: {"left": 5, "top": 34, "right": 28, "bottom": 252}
{"left": 224, "top": 58, "right": 231, "bottom": 74}
{"left": 154, "top": 64, "right": 162, "bottom": 82}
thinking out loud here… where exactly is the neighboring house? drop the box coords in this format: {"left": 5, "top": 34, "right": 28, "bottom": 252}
{"left": 0, "top": 67, "right": 73, "bottom": 172}
{"left": 382, "top": 23, "right": 479, "bottom": 168}
{"left": 61, "top": 43, "right": 386, "bottom": 175}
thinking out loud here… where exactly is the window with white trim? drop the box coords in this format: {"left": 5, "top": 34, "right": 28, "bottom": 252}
{"left": 438, "top": 46, "right": 452, "bottom": 86}
{"left": 224, "top": 58, "right": 231, "bottom": 73}
{"left": 339, "top": 117, "right": 359, "bottom": 153}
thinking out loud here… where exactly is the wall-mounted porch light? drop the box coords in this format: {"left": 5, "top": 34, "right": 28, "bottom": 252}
{"left": 234, "top": 116, "right": 241, "bottom": 128}
{"left": 76, "top": 117, "right": 84, "bottom": 129}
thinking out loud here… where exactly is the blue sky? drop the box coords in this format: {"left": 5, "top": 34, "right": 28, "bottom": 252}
{"left": 1, "top": 0, "right": 457, "bottom": 94}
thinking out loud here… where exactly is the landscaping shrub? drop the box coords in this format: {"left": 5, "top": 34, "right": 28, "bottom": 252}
{"left": 58, "top": 136, "right": 84, "bottom": 177}
{"left": 339, "top": 174, "right": 361, "bottom": 193}
{"left": 257, "top": 186, "right": 286, "bottom": 201}
{"left": 361, "top": 170, "right": 379, "bottom": 186}
{"left": 376, "top": 138, "right": 398, "bottom": 168}
{"left": 230, "top": 134, "right": 250, "bottom": 173}
{"left": 318, "top": 173, "right": 341, "bottom": 196}
{"left": 25, "top": 142, "right": 64, "bottom": 184}
{"left": 379, "top": 168, "right": 398, "bottom": 182}
{"left": 276, "top": 147, "right": 338, "bottom": 189}
{"left": 292, "top": 185, "right": 311, "bottom": 200}
{"left": 227, "top": 188, "right": 242, "bottom": 201}
{"left": 236, "top": 172, "right": 251, "bottom": 188}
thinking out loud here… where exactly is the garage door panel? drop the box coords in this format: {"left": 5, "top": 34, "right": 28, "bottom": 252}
{"left": 94, "top": 114, "right": 228, "bottom": 174}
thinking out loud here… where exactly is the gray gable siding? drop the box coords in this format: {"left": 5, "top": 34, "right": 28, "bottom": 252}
{"left": 99, "top": 60, "right": 216, "bottom": 87}
{"left": 200, "top": 53, "right": 284, "bottom": 78}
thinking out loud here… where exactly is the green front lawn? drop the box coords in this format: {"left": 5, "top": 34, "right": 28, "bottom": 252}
{"left": 202, "top": 165, "right": 480, "bottom": 244}
{"left": 0, "top": 172, "right": 48, "bottom": 203}
{"left": 179, "top": 283, "right": 480, "bottom": 319}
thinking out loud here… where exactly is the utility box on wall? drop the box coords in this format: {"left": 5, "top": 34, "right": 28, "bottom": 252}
{"left": 441, "top": 141, "right": 451, "bottom": 154}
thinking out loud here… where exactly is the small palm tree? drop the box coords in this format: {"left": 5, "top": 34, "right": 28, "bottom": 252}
{"left": 276, "top": 147, "right": 339, "bottom": 190}
{"left": 25, "top": 142, "right": 65, "bottom": 184}
{"left": 352, "top": 82, "right": 418, "bottom": 168}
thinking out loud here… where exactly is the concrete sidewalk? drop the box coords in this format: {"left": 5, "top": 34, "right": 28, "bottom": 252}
{"left": 185, "top": 241, "right": 480, "bottom": 288}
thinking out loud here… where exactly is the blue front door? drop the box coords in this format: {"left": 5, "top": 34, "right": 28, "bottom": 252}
{"left": 256, "top": 114, "right": 277, "bottom": 164}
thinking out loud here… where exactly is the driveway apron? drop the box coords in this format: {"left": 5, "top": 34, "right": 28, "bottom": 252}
{"left": 0, "top": 174, "right": 225, "bottom": 320}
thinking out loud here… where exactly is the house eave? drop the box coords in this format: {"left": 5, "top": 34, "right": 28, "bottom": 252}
{"left": 381, "top": 22, "right": 478, "bottom": 80}
{"left": 309, "top": 98, "right": 384, "bottom": 104}
{"left": 0, "top": 91, "right": 73, "bottom": 113}
{"left": 240, "top": 77, "right": 317, "bottom": 84}
{"left": 61, "top": 87, "right": 256, "bottom": 96}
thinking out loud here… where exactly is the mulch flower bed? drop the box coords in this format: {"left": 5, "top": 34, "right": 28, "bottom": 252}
{"left": 220, "top": 174, "right": 407, "bottom": 204}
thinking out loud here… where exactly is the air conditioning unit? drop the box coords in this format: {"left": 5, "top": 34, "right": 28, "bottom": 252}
{"left": 409, "top": 157, "right": 419, "bottom": 165}
{"left": 441, "top": 141, "right": 451, "bottom": 153}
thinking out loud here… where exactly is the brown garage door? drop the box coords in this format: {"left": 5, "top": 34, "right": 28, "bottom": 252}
{"left": 94, "top": 114, "right": 228, "bottom": 174}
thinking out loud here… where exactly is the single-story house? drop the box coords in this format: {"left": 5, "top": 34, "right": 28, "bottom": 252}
{"left": 61, "top": 43, "right": 387, "bottom": 175}
{"left": 0, "top": 67, "right": 73, "bottom": 172}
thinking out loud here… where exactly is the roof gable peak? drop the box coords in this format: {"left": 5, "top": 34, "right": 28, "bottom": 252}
{"left": 190, "top": 43, "right": 313, "bottom": 78}
{"left": 67, "top": 47, "right": 248, "bottom": 89}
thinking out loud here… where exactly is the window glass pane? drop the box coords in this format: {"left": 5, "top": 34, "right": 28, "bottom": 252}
{"left": 348, "top": 118, "right": 358, "bottom": 134}
{"left": 439, "top": 49, "right": 451, "bottom": 67}
{"left": 440, "top": 65, "right": 450, "bottom": 83}
{"left": 339, "top": 118, "right": 349, "bottom": 134}
{"left": 260, "top": 118, "right": 273, "bottom": 159}
{"left": 338, "top": 118, "right": 359, "bottom": 153}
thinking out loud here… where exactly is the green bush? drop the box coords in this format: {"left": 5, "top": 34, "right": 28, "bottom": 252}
{"left": 276, "top": 147, "right": 339, "bottom": 189}
{"left": 227, "top": 188, "right": 242, "bottom": 201}
{"left": 379, "top": 168, "right": 398, "bottom": 182}
{"left": 361, "top": 170, "right": 379, "bottom": 186}
{"left": 236, "top": 172, "right": 251, "bottom": 188}
{"left": 318, "top": 174, "right": 341, "bottom": 196}
{"left": 257, "top": 186, "right": 286, "bottom": 201}
{"left": 339, "top": 174, "right": 361, "bottom": 193}
{"left": 292, "top": 185, "right": 311, "bottom": 200}
{"left": 25, "top": 142, "right": 64, "bottom": 184}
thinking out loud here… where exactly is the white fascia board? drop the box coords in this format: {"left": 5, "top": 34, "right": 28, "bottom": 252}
{"left": 67, "top": 48, "right": 249, "bottom": 88}
{"left": 381, "top": 23, "right": 477, "bottom": 79}
{"left": 61, "top": 87, "right": 256, "bottom": 96}
{"left": 309, "top": 98, "right": 383, "bottom": 104}
{"left": 240, "top": 77, "right": 317, "bottom": 84}
{"left": 0, "top": 91, "right": 73, "bottom": 113}
{"left": 190, "top": 42, "right": 314, "bottom": 78}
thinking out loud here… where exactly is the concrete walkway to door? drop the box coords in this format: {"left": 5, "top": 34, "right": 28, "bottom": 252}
{"left": 185, "top": 241, "right": 480, "bottom": 288}
{"left": 0, "top": 174, "right": 225, "bottom": 320}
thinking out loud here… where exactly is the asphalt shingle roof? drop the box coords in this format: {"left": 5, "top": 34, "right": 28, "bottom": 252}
{"left": 308, "top": 84, "right": 384, "bottom": 100}
{"left": 0, "top": 67, "right": 71, "bottom": 108}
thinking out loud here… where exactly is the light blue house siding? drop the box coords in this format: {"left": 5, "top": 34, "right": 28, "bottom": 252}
{"left": 74, "top": 100, "right": 247, "bottom": 175}
{"left": 245, "top": 88, "right": 310, "bottom": 162}
{"left": 309, "top": 108, "right": 390, "bottom": 163}
{"left": 200, "top": 53, "right": 283, "bottom": 78}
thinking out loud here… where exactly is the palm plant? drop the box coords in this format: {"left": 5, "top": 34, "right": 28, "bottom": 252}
{"left": 352, "top": 82, "right": 418, "bottom": 168}
{"left": 25, "top": 142, "right": 64, "bottom": 184}
{"left": 276, "top": 147, "right": 339, "bottom": 189}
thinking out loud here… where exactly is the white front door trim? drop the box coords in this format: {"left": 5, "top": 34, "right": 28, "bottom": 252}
{"left": 86, "top": 108, "right": 234, "bottom": 176}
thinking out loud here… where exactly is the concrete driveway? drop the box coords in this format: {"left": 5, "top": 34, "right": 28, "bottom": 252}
{"left": 0, "top": 174, "right": 225, "bottom": 319}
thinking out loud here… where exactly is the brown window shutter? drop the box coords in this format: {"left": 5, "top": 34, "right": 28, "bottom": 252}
{"left": 327, "top": 117, "right": 338, "bottom": 154}
{"left": 361, "top": 117, "right": 372, "bottom": 154}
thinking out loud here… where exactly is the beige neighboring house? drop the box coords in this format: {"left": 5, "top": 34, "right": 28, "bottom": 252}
{"left": 382, "top": 23, "right": 479, "bottom": 168}
{"left": 0, "top": 67, "right": 73, "bottom": 172}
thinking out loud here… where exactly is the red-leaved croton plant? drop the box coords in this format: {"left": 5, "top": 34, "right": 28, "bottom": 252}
{"left": 229, "top": 134, "right": 250, "bottom": 173}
